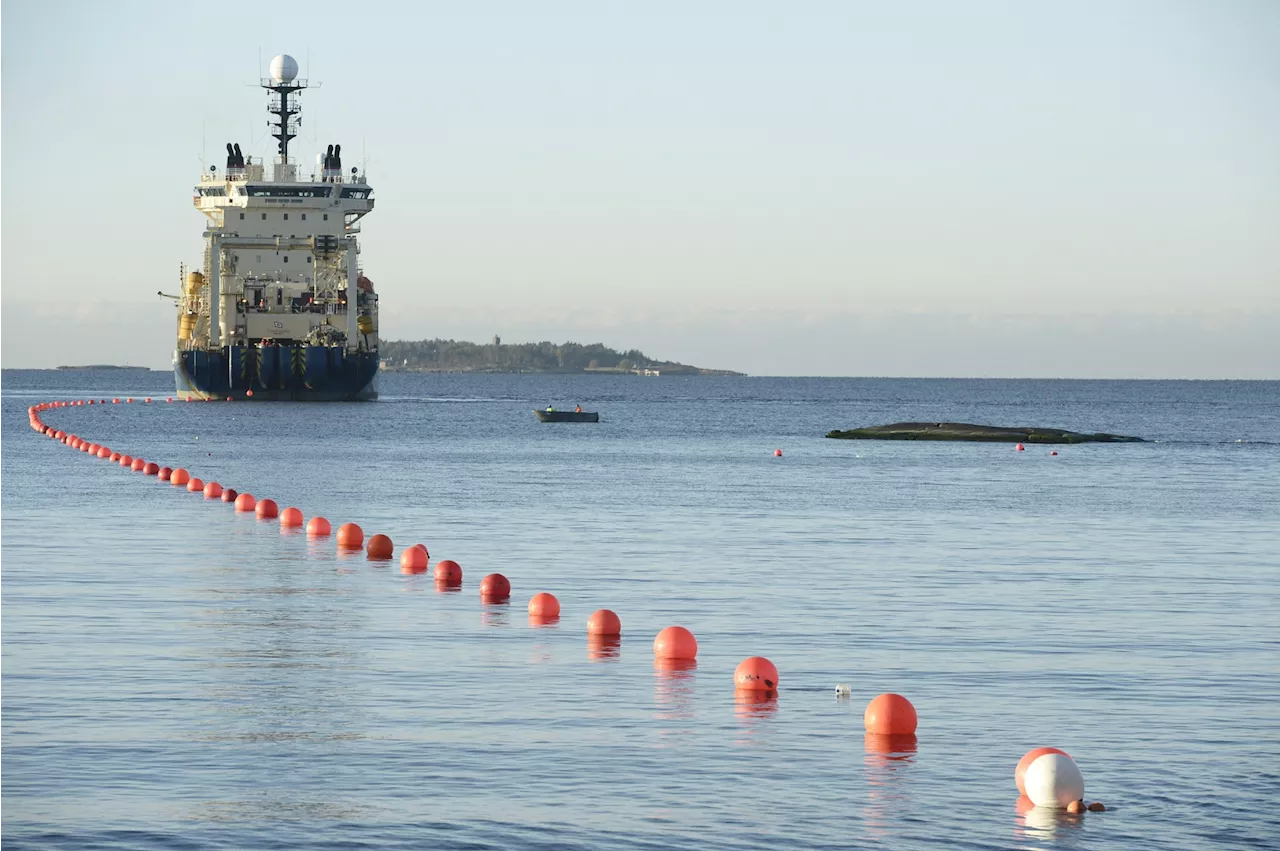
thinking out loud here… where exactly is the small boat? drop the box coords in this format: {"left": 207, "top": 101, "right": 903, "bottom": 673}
{"left": 534, "top": 409, "right": 599, "bottom": 423}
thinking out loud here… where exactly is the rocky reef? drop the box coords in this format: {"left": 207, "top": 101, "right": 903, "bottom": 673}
{"left": 825, "top": 422, "right": 1144, "bottom": 443}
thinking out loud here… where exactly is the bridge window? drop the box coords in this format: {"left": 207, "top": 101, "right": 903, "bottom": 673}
{"left": 261, "top": 213, "right": 267, "bottom": 220}
{"left": 239, "top": 212, "right": 245, "bottom": 220}
{"left": 283, "top": 213, "right": 289, "bottom": 221}
{"left": 301, "top": 214, "right": 307, "bottom": 221}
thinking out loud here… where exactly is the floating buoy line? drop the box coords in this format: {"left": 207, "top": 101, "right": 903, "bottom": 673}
{"left": 27, "top": 397, "right": 1108, "bottom": 813}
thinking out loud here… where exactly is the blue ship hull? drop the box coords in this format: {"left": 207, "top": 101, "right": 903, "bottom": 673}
{"left": 175, "top": 345, "right": 379, "bottom": 401}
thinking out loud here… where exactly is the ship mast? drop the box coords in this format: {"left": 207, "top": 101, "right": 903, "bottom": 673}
{"left": 262, "top": 54, "right": 307, "bottom": 165}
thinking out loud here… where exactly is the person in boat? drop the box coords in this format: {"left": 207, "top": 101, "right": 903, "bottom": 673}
{"left": 546, "top": 405, "right": 555, "bottom": 412}
{"left": 574, "top": 404, "right": 582, "bottom": 413}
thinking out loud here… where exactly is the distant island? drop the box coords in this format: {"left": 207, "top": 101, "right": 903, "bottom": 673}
{"left": 56, "top": 365, "right": 155, "bottom": 371}
{"left": 379, "top": 338, "right": 743, "bottom": 376}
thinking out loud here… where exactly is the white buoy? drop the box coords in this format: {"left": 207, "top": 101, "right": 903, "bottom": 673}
{"left": 1024, "top": 753, "right": 1085, "bottom": 808}
{"left": 835, "top": 683, "right": 852, "bottom": 698}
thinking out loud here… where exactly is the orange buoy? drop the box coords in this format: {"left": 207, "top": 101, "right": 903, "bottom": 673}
{"left": 479, "top": 573, "right": 511, "bottom": 601}
{"left": 1015, "top": 747, "right": 1071, "bottom": 795}
{"left": 157, "top": 466, "right": 173, "bottom": 481}
{"left": 864, "top": 693, "right": 917, "bottom": 735}
{"left": 126, "top": 398, "right": 134, "bottom": 403}
{"left": 145, "top": 397, "right": 152, "bottom": 403}
{"left": 366, "top": 534, "right": 394, "bottom": 560}
{"left": 234, "top": 493, "right": 256, "bottom": 512}
{"left": 221, "top": 488, "right": 238, "bottom": 503}
{"left": 112, "top": 398, "right": 120, "bottom": 404}
{"left": 734, "top": 656, "right": 779, "bottom": 692}
{"left": 167, "top": 397, "right": 173, "bottom": 402}
{"left": 187, "top": 477, "right": 204, "bottom": 492}
{"left": 119, "top": 455, "right": 133, "bottom": 467}
{"left": 654, "top": 626, "right": 698, "bottom": 660}
{"left": 1087, "top": 802, "right": 1106, "bottom": 812}
{"left": 434, "top": 559, "right": 462, "bottom": 584}
{"left": 171, "top": 468, "right": 190, "bottom": 486}
{"left": 1015, "top": 443, "right": 1025, "bottom": 451}
{"left": 109, "top": 452, "right": 121, "bottom": 462}
{"left": 1066, "top": 800, "right": 1085, "bottom": 814}
{"left": 55, "top": 430, "right": 66, "bottom": 440}
{"left": 226, "top": 396, "right": 232, "bottom": 402}
{"left": 400, "top": 547, "right": 428, "bottom": 573}
{"left": 587, "top": 609, "right": 621, "bottom": 636}
{"left": 203, "top": 481, "right": 223, "bottom": 499}
{"left": 246, "top": 389, "right": 254, "bottom": 397}
{"left": 1050, "top": 450, "right": 1059, "bottom": 456}
{"left": 134, "top": 459, "right": 149, "bottom": 472}
{"left": 142, "top": 462, "right": 159, "bottom": 475}
{"left": 82, "top": 442, "right": 95, "bottom": 453}
{"left": 336, "top": 522, "right": 363, "bottom": 549}
{"left": 528, "top": 592, "right": 561, "bottom": 618}
{"left": 279, "top": 507, "right": 303, "bottom": 527}
{"left": 255, "top": 498, "right": 278, "bottom": 519}
{"left": 307, "top": 516, "right": 332, "bottom": 537}
{"left": 774, "top": 448, "right": 783, "bottom": 457}
{"left": 411, "top": 543, "right": 429, "bottom": 558}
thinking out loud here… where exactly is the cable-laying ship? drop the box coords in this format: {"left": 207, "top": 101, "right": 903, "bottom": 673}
{"left": 173, "top": 53, "right": 379, "bottom": 400}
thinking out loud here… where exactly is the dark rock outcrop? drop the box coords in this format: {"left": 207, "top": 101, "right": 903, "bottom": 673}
{"left": 824, "top": 422, "right": 1144, "bottom": 443}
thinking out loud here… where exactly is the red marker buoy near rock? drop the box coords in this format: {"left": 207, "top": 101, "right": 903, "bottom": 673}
{"left": 234, "top": 493, "right": 256, "bottom": 512}
{"left": 307, "top": 516, "right": 331, "bottom": 537}
{"left": 528, "top": 592, "right": 561, "bottom": 619}
{"left": 1015, "top": 443, "right": 1025, "bottom": 452}
{"left": 336, "top": 523, "right": 363, "bottom": 550}
{"left": 255, "top": 498, "right": 278, "bottom": 519}
{"left": 479, "top": 573, "right": 511, "bottom": 602}
{"left": 864, "top": 693, "right": 917, "bottom": 735}
{"left": 734, "top": 656, "right": 779, "bottom": 692}
{"left": 367, "top": 534, "right": 394, "bottom": 560}
{"left": 774, "top": 448, "right": 783, "bottom": 457}
{"left": 587, "top": 609, "right": 621, "bottom": 636}
{"left": 203, "top": 481, "right": 223, "bottom": 499}
{"left": 654, "top": 626, "right": 698, "bottom": 660}
{"left": 279, "top": 507, "right": 303, "bottom": 528}
{"left": 1050, "top": 450, "right": 1059, "bottom": 456}
{"left": 434, "top": 559, "right": 462, "bottom": 585}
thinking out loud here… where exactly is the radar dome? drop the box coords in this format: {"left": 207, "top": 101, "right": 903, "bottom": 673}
{"left": 270, "top": 54, "right": 299, "bottom": 83}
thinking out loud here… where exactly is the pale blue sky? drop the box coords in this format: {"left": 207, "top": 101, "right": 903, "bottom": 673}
{"left": 3, "top": 0, "right": 1278, "bottom": 376}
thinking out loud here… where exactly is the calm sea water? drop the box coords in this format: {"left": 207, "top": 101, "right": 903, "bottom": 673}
{"left": 3, "top": 370, "right": 1278, "bottom": 850}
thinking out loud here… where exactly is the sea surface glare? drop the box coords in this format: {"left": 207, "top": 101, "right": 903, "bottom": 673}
{"left": 3, "top": 371, "right": 1278, "bottom": 850}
